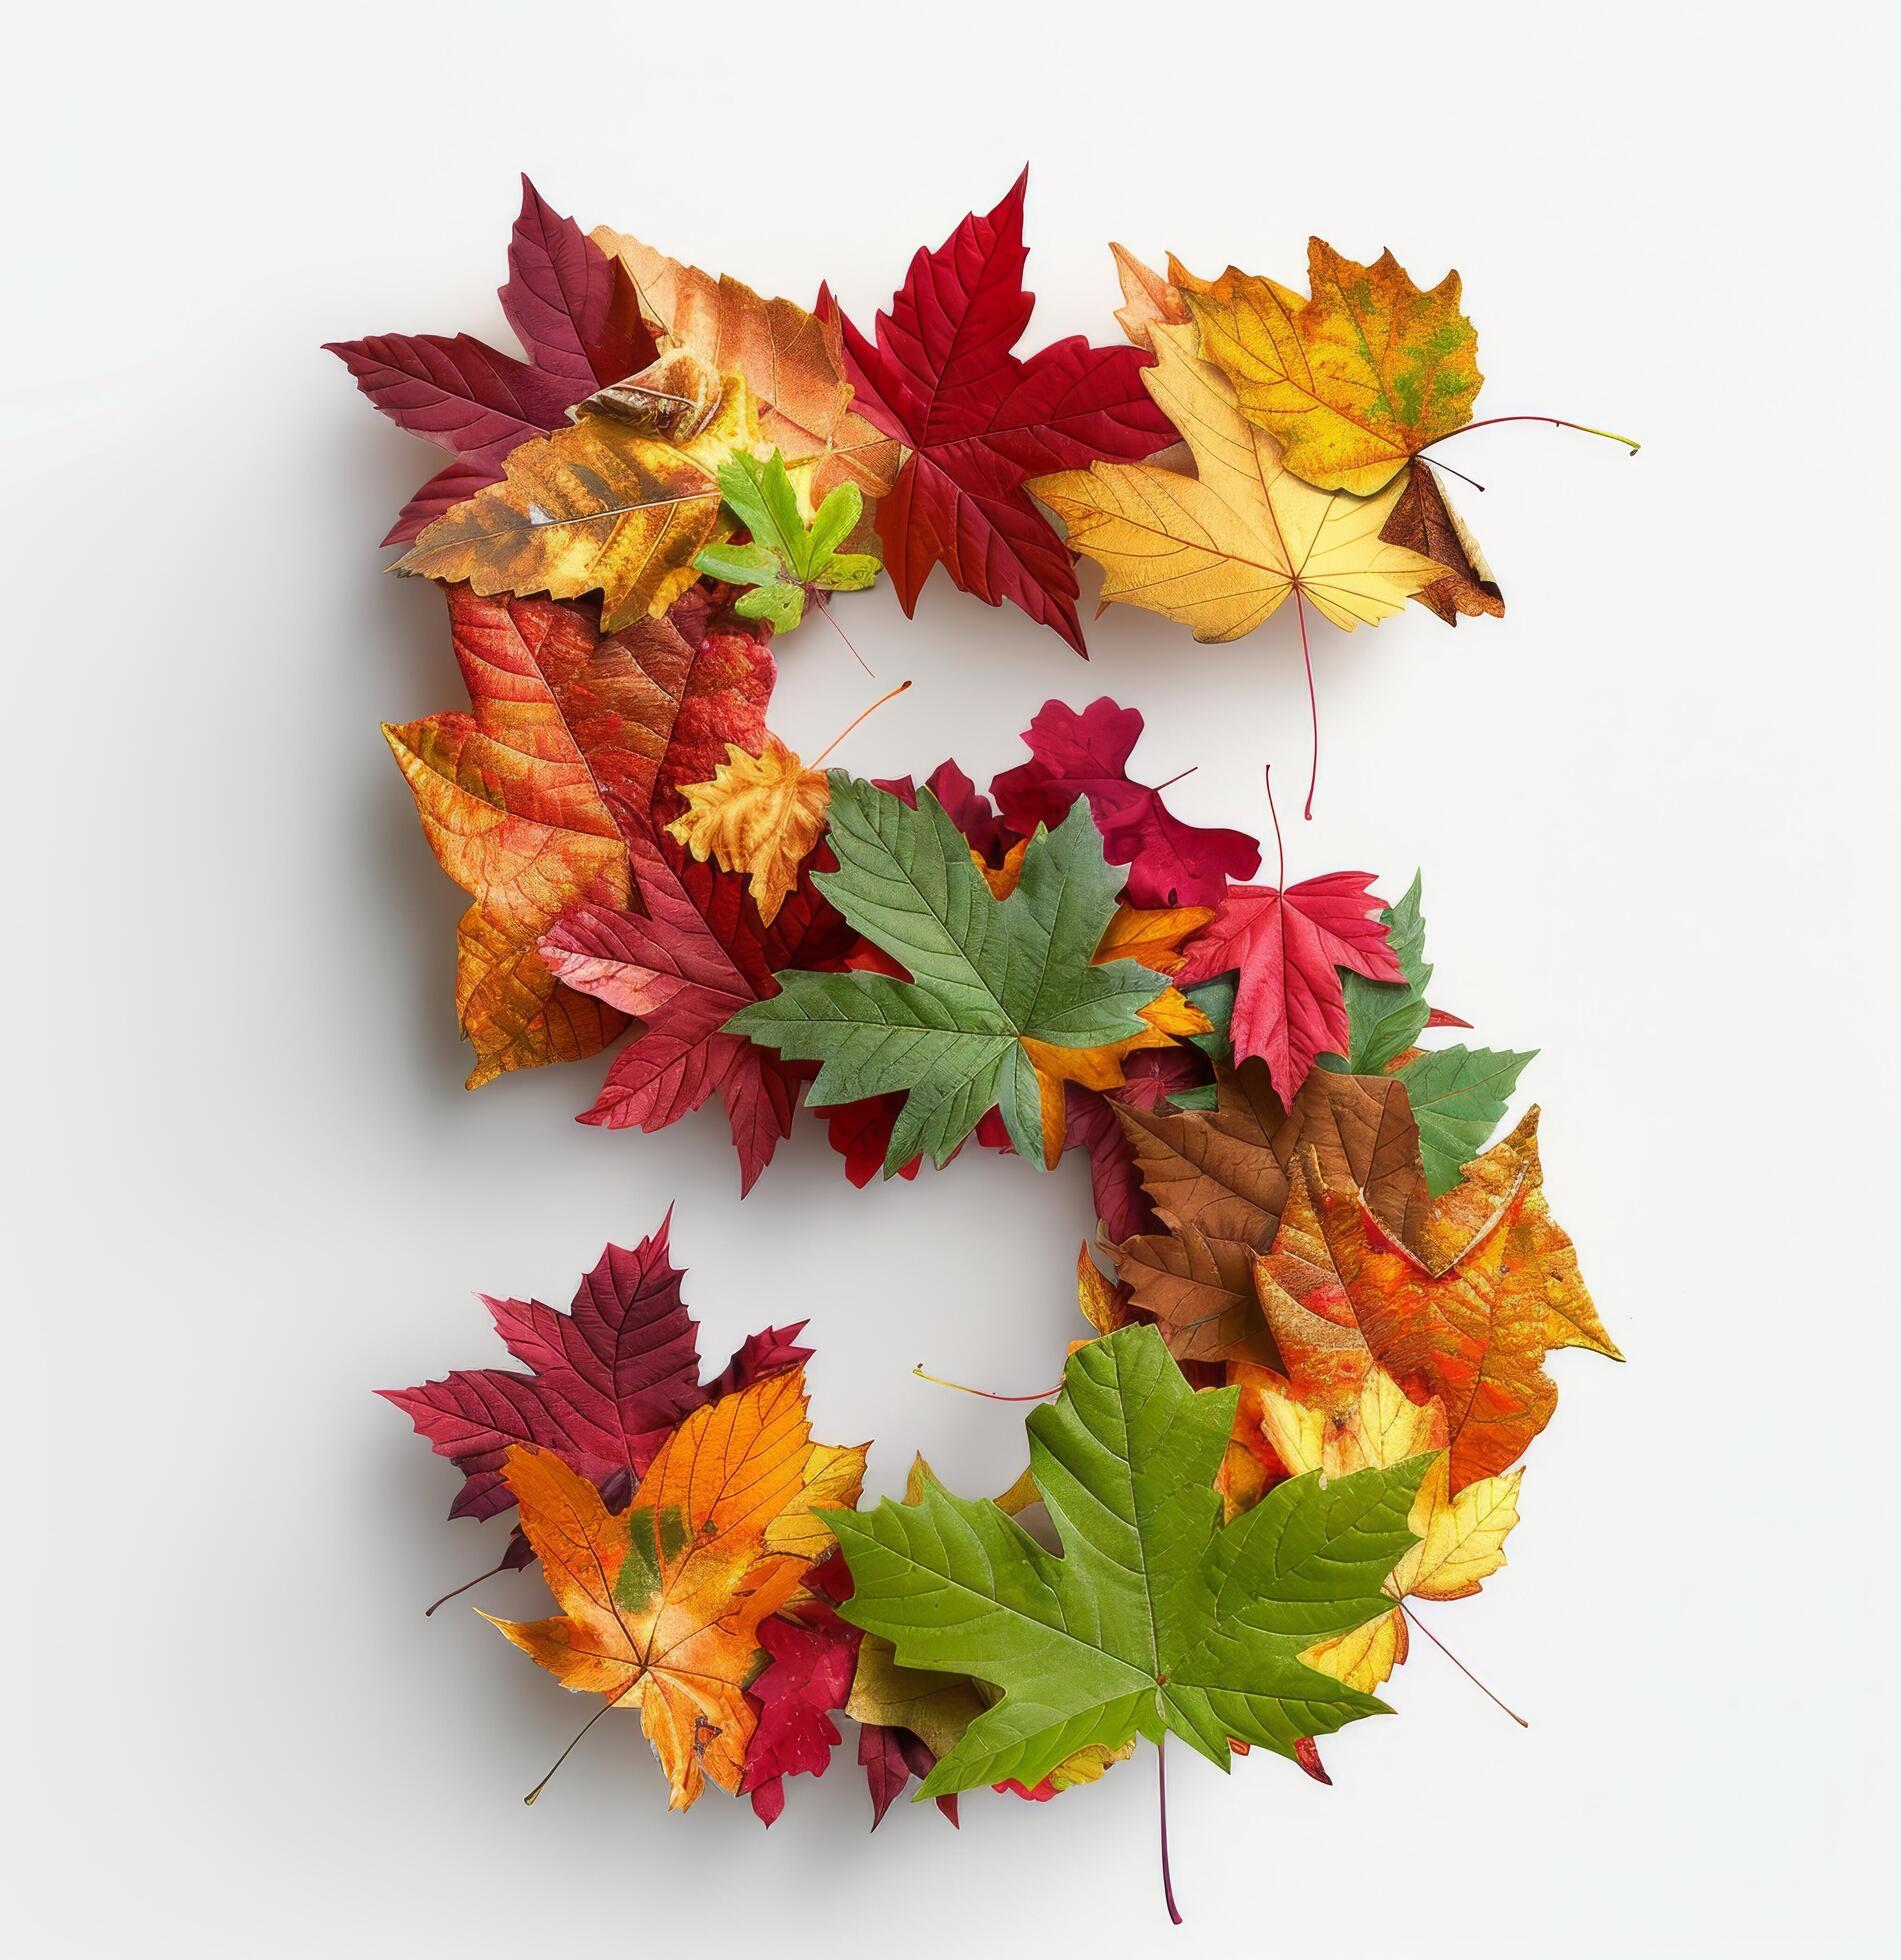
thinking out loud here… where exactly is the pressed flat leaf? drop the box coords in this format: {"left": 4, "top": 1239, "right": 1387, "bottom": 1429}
{"left": 831, "top": 171, "right": 1176, "bottom": 651}
{"left": 1397, "top": 1044, "right": 1538, "bottom": 1194}
{"left": 1256, "top": 1114, "right": 1618, "bottom": 1488}
{"left": 540, "top": 829, "right": 854, "bottom": 1195}
{"left": 1174, "top": 865, "right": 1402, "bottom": 1105}
{"left": 1173, "top": 242, "right": 1482, "bottom": 495}
{"left": 667, "top": 736, "right": 830, "bottom": 926}
{"left": 396, "top": 361, "right": 759, "bottom": 630}
{"left": 1112, "top": 1064, "right": 1424, "bottom": 1360}
{"left": 380, "top": 1215, "right": 812, "bottom": 1538}
{"left": 383, "top": 584, "right": 773, "bottom": 1084}
{"left": 729, "top": 779, "right": 1170, "bottom": 1172}
{"left": 1382, "top": 460, "right": 1504, "bottom": 624}
{"left": 484, "top": 1368, "right": 864, "bottom": 1809}
{"left": 1031, "top": 325, "right": 1442, "bottom": 641}
{"left": 827, "top": 1323, "right": 1429, "bottom": 1796}
{"left": 990, "top": 697, "right": 1259, "bottom": 908}
{"left": 694, "top": 450, "right": 880, "bottom": 632}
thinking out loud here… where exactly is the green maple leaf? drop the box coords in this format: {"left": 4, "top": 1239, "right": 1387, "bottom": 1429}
{"left": 1314, "top": 873, "right": 1537, "bottom": 1191}
{"left": 1332, "top": 869, "right": 1434, "bottom": 1075}
{"left": 692, "top": 449, "right": 880, "bottom": 631}
{"left": 826, "top": 1323, "right": 1429, "bottom": 1798}
{"left": 729, "top": 776, "right": 1171, "bottom": 1174}
{"left": 1398, "top": 1042, "right": 1538, "bottom": 1192}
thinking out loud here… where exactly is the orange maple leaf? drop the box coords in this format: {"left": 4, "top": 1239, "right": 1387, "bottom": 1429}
{"left": 1254, "top": 1109, "right": 1619, "bottom": 1488}
{"left": 483, "top": 1369, "right": 865, "bottom": 1809}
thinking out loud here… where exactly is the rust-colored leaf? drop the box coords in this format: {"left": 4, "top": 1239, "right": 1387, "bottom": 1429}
{"left": 1381, "top": 459, "right": 1505, "bottom": 625}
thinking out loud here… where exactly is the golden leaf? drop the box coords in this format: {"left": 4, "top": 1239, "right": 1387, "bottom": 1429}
{"left": 667, "top": 736, "right": 830, "bottom": 926}
{"left": 1031, "top": 325, "right": 1442, "bottom": 641}
{"left": 1172, "top": 241, "right": 1482, "bottom": 495}
{"left": 397, "top": 358, "right": 758, "bottom": 631}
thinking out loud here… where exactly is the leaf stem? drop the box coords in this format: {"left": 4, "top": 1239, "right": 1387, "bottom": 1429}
{"left": 523, "top": 1679, "right": 640, "bottom": 1805}
{"left": 1150, "top": 764, "right": 1199, "bottom": 794}
{"left": 1418, "top": 452, "right": 1486, "bottom": 494}
{"left": 1293, "top": 587, "right": 1318, "bottom": 821}
{"left": 912, "top": 1363, "right": 1061, "bottom": 1402}
{"left": 812, "top": 678, "right": 913, "bottom": 768}
{"left": 1399, "top": 1601, "right": 1529, "bottom": 1727}
{"left": 1264, "top": 765, "right": 1285, "bottom": 892}
{"left": 1158, "top": 1736, "right": 1184, "bottom": 1926}
{"left": 423, "top": 1552, "right": 516, "bottom": 1618}
{"left": 1419, "top": 415, "right": 1641, "bottom": 457}
{"left": 815, "top": 591, "right": 876, "bottom": 677}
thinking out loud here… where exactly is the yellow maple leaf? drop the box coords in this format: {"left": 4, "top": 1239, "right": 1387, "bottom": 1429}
{"left": 1250, "top": 1361, "right": 1521, "bottom": 1693}
{"left": 397, "top": 357, "right": 759, "bottom": 632}
{"left": 667, "top": 736, "right": 830, "bottom": 926}
{"left": 1031, "top": 325, "right": 1442, "bottom": 641}
{"left": 482, "top": 1369, "right": 866, "bottom": 1809}
{"left": 591, "top": 226, "right": 899, "bottom": 504}
{"left": 1172, "top": 241, "right": 1483, "bottom": 495}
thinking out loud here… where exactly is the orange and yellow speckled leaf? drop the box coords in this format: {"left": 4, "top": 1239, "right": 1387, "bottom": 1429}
{"left": 590, "top": 226, "right": 900, "bottom": 503}
{"left": 667, "top": 736, "right": 830, "bottom": 926}
{"left": 482, "top": 1369, "right": 864, "bottom": 1810}
{"left": 1172, "top": 241, "right": 1482, "bottom": 495}
{"left": 397, "top": 359, "right": 759, "bottom": 631}
{"left": 1031, "top": 325, "right": 1442, "bottom": 642}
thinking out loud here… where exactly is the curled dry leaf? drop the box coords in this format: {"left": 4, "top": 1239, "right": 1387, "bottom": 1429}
{"left": 668, "top": 737, "right": 831, "bottom": 927}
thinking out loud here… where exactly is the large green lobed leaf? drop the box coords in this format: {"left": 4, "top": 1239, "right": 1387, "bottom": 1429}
{"left": 825, "top": 1323, "right": 1429, "bottom": 1798}
{"left": 728, "top": 777, "right": 1169, "bottom": 1173}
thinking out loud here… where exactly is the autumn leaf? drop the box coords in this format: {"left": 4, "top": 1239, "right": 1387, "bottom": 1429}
{"left": 1172, "top": 241, "right": 1482, "bottom": 495}
{"left": 828, "top": 1322, "right": 1430, "bottom": 1797}
{"left": 1256, "top": 1113, "right": 1620, "bottom": 1488}
{"left": 1381, "top": 460, "right": 1504, "bottom": 625}
{"left": 1030, "top": 324, "right": 1444, "bottom": 642}
{"left": 1110, "top": 1063, "right": 1423, "bottom": 1362}
{"left": 693, "top": 450, "right": 881, "bottom": 632}
{"left": 484, "top": 1366, "right": 866, "bottom": 1809}
{"left": 830, "top": 170, "right": 1177, "bottom": 652}
{"left": 590, "top": 223, "right": 899, "bottom": 502}
{"left": 327, "top": 177, "right": 658, "bottom": 544}
{"left": 1109, "top": 243, "right": 1191, "bottom": 353}
{"left": 395, "top": 356, "right": 762, "bottom": 631}
{"left": 1250, "top": 1363, "right": 1521, "bottom": 1692}
{"left": 380, "top": 1214, "right": 811, "bottom": 1532}
{"left": 1174, "top": 860, "right": 1402, "bottom": 1105}
{"left": 667, "top": 737, "right": 830, "bottom": 926}
{"left": 991, "top": 697, "right": 1260, "bottom": 908}
{"left": 382, "top": 583, "right": 774, "bottom": 1085}
{"left": 730, "top": 779, "right": 1172, "bottom": 1174}
{"left": 539, "top": 827, "right": 854, "bottom": 1195}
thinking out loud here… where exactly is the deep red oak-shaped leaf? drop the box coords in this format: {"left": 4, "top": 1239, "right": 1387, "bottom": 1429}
{"left": 380, "top": 1212, "right": 809, "bottom": 1527}
{"left": 872, "top": 759, "right": 1022, "bottom": 865}
{"left": 862, "top": 1725, "right": 959, "bottom": 1829}
{"left": 991, "top": 698, "right": 1261, "bottom": 907}
{"left": 1176, "top": 875, "right": 1401, "bottom": 1103}
{"left": 830, "top": 171, "right": 1175, "bottom": 652}
{"left": 541, "top": 831, "right": 854, "bottom": 1194}
{"left": 327, "top": 176, "right": 658, "bottom": 544}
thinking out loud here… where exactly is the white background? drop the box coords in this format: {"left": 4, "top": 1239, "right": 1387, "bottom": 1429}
{"left": 7, "top": 2, "right": 1896, "bottom": 1952}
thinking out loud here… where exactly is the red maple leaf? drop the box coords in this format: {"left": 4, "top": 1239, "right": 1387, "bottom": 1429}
{"left": 990, "top": 698, "right": 1261, "bottom": 907}
{"left": 379, "top": 1212, "right": 811, "bottom": 1528}
{"left": 829, "top": 170, "right": 1176, "bottom": 652}
{"left": 540, "top": 831, "right": 855, "bottom": 1194}
{"left": 1176, "top": 871, "right": 1401, "bottom": 1104}
{"left": 326, "top": 176, "right": 657, "bottom": 544}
